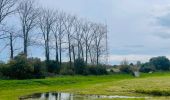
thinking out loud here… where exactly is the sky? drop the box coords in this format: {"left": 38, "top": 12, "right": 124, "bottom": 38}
{"left": 2, "top": 0, "right": 170, "bottom": 65}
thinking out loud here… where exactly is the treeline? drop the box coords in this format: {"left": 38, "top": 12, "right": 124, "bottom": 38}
{"left": 140, "top": 56, "right": 170, "bottom": 72}
{"left": 0, "top": 53, "right": 107, "bottom": 79}
{"left": 0, "top": 0, "right": 108, "bottom": 65}
{"left": 0, "top": 0, "right": 108, "bottom": 79}
{"left": 116, "top": 56, "right": 170, "bottom": 74}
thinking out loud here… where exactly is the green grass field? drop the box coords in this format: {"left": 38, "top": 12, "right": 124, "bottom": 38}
{"left": 1, "top": 72, "right": 170, "bottom": 100}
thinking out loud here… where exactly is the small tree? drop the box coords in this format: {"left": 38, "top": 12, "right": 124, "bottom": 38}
{"left": 150, "top": 56, "right": 170, "bottom": 71}
{"left": 119, "top": 59, "right": 132, "bottom": 73}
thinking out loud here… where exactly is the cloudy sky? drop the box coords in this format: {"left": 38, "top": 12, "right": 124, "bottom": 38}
{"left": 1, "top": 0, "right": 170, "bottom": 64}
{"left": 39, "top": 0, "right": 170, "bottom": 64}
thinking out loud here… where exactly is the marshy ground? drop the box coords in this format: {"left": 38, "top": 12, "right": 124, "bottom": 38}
{"left": 1, "top": 72, "right": 170, "bottom": 100}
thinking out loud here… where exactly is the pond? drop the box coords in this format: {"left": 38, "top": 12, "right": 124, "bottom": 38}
{"left": 19, "top": 92, "right": 149, "bottom": 100}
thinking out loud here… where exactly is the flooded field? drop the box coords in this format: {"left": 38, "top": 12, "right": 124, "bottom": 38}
{"left": 20, "top": 92, "right": 148, "bottom": 100}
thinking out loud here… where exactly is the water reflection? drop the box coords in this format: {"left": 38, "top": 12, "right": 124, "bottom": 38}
{"left": 20, "top": 92, "right": 147, "bottom": 100}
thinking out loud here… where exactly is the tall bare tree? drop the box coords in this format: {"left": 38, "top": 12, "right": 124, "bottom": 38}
{"left": 92, "top": 23, "right": 107, "bottom": 65}
{"left": 52, "top": 17, "right": 59, "bottom": 64}
{"left": 18, "top": 0, "right": 39, "bottom": 56}
{"left": 1, "top": 26, "right": 19, "bottom": 59}
{"left": 74, "top": 20, "right": 83, "bottom": 60}
{"left": 38, "top": 9, "right": 56, "bottom": 63}
{"left": 64, "top": 15, "right": 76, "bottom": 67}
{"left": 82, "top": 21, "right": 93, "bottom": 65}
{"left": 0, "top": 0, "right": 18, "bottom": 57}
{"left": 52, "top": 11, "right": 66, "bottom": 66}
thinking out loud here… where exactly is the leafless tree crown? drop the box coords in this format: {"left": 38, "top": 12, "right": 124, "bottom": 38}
{"left": 0, "top": 0, "right": 109, "bottom": 66}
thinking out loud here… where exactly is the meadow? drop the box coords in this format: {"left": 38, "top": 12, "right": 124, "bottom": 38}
{"left": 1, "top": 72, "right": 170, "bottom": 100}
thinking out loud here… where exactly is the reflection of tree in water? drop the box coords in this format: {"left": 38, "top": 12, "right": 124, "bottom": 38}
{"left": 39, "top": 93, "right": 73, "bottom": 100}
{"left": 21, "top": 92, "right": 144, "bottom": 100}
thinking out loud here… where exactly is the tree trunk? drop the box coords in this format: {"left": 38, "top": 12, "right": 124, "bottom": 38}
{"left": 72, "top": 45, "right": 76, "bottom": 63}
{"left": 85, "top": 41, "right": 88, "bottom": 65}
{"left": 59, "top": 38, "right": 62, "bottom": 66}
{"left": 68, "top": 34, "right": 72, "bottom": 67}
{"left": 10, "top": 33, "right": 13, "bottom": 59}
{"left": 77, "top": 40, "right": 80, "bottom": 59}
{"left": 97, "top": 48, "right": 99, "bottom": 66}
{"left": 24, "top": 38, "right": 27, "bottom": 56}
{"left": 23, "top": 26, "right": 28, "bottom": 56}
{"left": 55, "top": 41, "right": 59, "bottom": 64}
{"left": 80, "top": 44, "right": 84, "bottom": 60}
{"left": 45, "top": 41, "right": 49, "bottom": 62}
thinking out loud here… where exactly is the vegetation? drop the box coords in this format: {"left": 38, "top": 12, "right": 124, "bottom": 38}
{"left": 0, "top": 53, "right": 108, "bottom": 79}
{"left": 115, "top": 56, "right": 170, "bottom": 74}
{"left": 0, "top": 0, "right": 108, "bottom": 71}
{"left": 140, "top": 56, "right": 170, "bottom": 73}
{"left": 0, "top": 0, "right": 109, "bottom": 79}
{"left": 0, "top": 53, "right": 45, "bottom": 79}
{"left": 0, "top": 0, "right": 169, "bottom": 100}
{"left": 0, "top": 72, "right": 170, "bottom": 100}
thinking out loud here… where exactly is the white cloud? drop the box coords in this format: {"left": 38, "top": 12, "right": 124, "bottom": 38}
{"left": 108, "top": 54, "right": 170, "bottom": 64}
{"left": 152, "top": 4, "right": 170, "bottom": 17}
{"left": 109, "top": 54, "right": 151, "bottom": 63}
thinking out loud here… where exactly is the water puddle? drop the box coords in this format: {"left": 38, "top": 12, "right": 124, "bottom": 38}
{"left": 19, "top": 92, "right": 148, "bottom": 100}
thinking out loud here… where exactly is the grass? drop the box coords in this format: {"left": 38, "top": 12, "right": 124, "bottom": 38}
{"left": 1, "top": 72, "right": 170, "bottom": 100}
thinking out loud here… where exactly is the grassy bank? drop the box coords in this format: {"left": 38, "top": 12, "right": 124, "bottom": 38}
{"left": 1, "top": 72, "right": 170, "bottom": 100}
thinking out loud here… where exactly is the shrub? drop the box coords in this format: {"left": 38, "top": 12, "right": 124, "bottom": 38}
{"left": 119, "top": 59, "right": 132, "bottom": 74}
{"left": 74, "top": 58, "right": 86, "bottom": 74}
{"left": 4, "top": 53, "right": 34, "bottom": 79}
{"left": 0, "top": 62, "right": 8, "bottom": 79}
{"left": 28, "top": 58, "right": 45, "bottom": 78}
{"left": 119, "top": 65, "right": 132, "bottom": 74}
{"left": 139, "top": 62, "right": 155, "bottom": 73}
{"left": 59, "top": 66, "right": 75, "bottom": 75}
{"left": 87, "top": 65, "right": 107, "bottom": 75}
{"left": 150, "top": 56, "right": 170, "bottom": 71}
{"left": 46, "top": 60, "right": 60, "bottom": 74}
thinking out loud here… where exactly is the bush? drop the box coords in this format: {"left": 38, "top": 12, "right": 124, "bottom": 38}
{"left": 59, "top": 65, "right": 75, "bottom": 75}
{"left": 4, "top": 53, "right": 34, "bottom": 79}
{"left": 74, "top": 58, "right": 86, "bottom": 74}
{"left": 87, "top": 65, "right": 108, "bottom": 75}
{"left": 28, "top": 58, "right": 45, "bottom": 78}
{"left": 119, "top": 65, "right": 132, "bottom": 74}
{"left": 46, "top": 60, "right": 60, "bottom": 74}
{"left": 150, "top": 56, "right": 170, "bottom": 71}
{"left": 139, "top": 63, "right": 155, "bottom": 73}
{"left": 0, "top": 62, "right": 8, "bottom": 79}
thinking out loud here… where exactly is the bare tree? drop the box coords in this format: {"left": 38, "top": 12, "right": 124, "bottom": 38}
{"left": 51, "top": 11, "right": 59, "bottom": 63}
{"left": 64, "top": 15, "right": 76, "bottom": 67}
{"left": 92, "top": 23, "right": 107, "bottom": 65}
{"left": 0, "top": 0, "right": 18, "bottom": 57}
{"left": 38, "top": 9, "right": 56, "bottom": 63}
{"left": 58, "top": 12, "right": 66, "bottom": 66}
{"left": 74, "top": 20, "right": 84, "bottom": 60}
{"left": 1, "top": 26, "right": 19, "bottom": 59}
{"left": 82, "top": 21, "right": 93, "bottom": 65}
{"left": 52, "top": 20, "right": 59, "bottom": 63}
{"left": 0, "top": 0, "right": 18, "bottom": 23}
{"left": 52, "top": 11, "right": 66, "bottom": 66}
{"left": 17, "top": 0, "right": 39, "bottom": 56}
